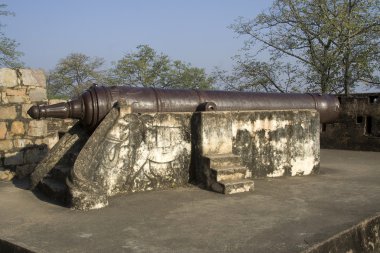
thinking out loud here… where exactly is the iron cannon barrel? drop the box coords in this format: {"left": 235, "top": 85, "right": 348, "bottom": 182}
{"left": 27, "top": 85, "right": 340, "bottom": 130}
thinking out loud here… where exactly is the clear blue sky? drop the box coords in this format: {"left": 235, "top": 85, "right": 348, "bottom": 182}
{"left": 3, "top": 0, "right": 272, "bottom": 72}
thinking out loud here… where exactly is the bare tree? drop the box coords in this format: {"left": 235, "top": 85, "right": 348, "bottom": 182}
{"left": 230, "top": 0, "right": 380, "bottom": 94}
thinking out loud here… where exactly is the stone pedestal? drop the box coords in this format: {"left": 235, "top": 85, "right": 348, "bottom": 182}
{"left": 34, "top": 106, "right": 320, "bottom": 210}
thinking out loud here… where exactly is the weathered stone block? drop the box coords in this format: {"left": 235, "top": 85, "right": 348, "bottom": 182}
{"left": 29, "top": 87, "right": 47, "bottom": 102}
{"left": 4, "top": 151, "right": 23, "bottom": 165}
{"left": 28, "top": 120, "right": 47, "bottom": 137}
{"left": 5, "top": 87, "right": 29, "bottom": 103}
{"left": 34, "top": 133, "right": 59, "bottom": 149}
{"left": 30, "top": 122, "right": 89, "bottom": 190}
{"left": 7, "top": 95, "right": 29, "bottom": 103}
{"left": 0, "top": 121, "right": 7, "bottom": 139}
{"left": 69, "top": 109, "right": 192, "bottom": 210}
{"left": 0, "top": 68, "right": 17, "bottom": 88}
{"left": 13, "top": 138, "right": 32, "bottom": 148}
{"left": 24, "top": 147, "right": 48, "bottom": 164}
{"left": 0, "top": 92, "right": 9, "bottom": 104}
{"left": 19, "top": 69, "right": 46, "bottom": 87}
{"left": 11, "top": 121, "right": 25, "bottom": 135}
{"left": 0, "top": 106, "right": 17, "bottom": 119}
{"left": 199, "top": 112, "right": 233, "bottom": 155}
{"left": 0, "top": 170, "right": 16, "bottom": 181}
{"left": 21, "top": 103, "right": 33, "bottom": 118}
{"left": 5, "top": 87, "right": 27, "bottom": 96}
{"left": 0, "top": 140, "right": 13, "bottom": 151}
{"left": 44, "top": 134, "right": 59, "bottom": 149}
{"left": 16, "top": 164, "right": 36, "bottom": 178}
{"left": 48, "top": 99, "right": 66, "bottom": 105}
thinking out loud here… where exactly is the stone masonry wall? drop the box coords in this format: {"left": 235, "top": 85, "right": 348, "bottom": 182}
{"left": 0, "top": 68, "right": 75, "bottom": 178}
{"left": 320, "top": 93, "right": 380, "bottom": 151}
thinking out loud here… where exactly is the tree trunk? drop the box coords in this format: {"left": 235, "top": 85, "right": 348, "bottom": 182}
{"left": 343, "top": 0, "right": 353, "bottom": 96}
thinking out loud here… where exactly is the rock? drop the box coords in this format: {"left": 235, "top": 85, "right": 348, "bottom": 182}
{"left": 28, "top": 120, "right": 47, "bottom": 137}
{"left": 0, "top": 68, "right": 17, "bottom": 88}
{"left": 0, "top": 170, "right": 16, "bottom": 181}
{"left": 24, "top": 146, "right": 48, "bottom": 164}
{"left": 3, "top": 151, "right": 23, "bottom": 165}
{"left": 0, "top": 122, "right": 7, "bottom": 139}
{"left": 16, "top": 164, "right": 36, "bottom": 179}
{"left": 0, "top": 91, "right": 9, "bottom": 103}
{"left": 0, "top": 140, "right": 13, "bottom": 151}
{"left": 48, "top": 99, "right": 66, "bottom": 105}
{"left": 13, "top": 138, "right": 33, "bottom": 148}
{"left": 5, "top": 87, "right": 27, "bottom": 96}
{"left": 0, "top": 106, "right": 17, "bottom": 120}
{"left": 7, "top": 95, "right": 28, "bottom": 103}
{"left": 21, "top": 103, "right": 33, "bottom": 118}
{"left": 11, "top": 121, "right": 25, "bottom": 135}
{"left": 29, "top": 87, "right": 47, "bottom": 102}
{"left": 19, "top": 69, "right": 46, "bottom": 87}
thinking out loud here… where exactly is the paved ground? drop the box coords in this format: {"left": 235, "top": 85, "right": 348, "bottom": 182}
{"left": 0, "top": 149, "right": 379, "bottom": 253}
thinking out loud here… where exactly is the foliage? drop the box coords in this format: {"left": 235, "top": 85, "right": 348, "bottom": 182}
{"left": 0, "top": 4, "right": 23, "bottom": 68}
{"left": 109, "top": 45, "right": 214, "bottom": 89}
{"left": 47, "top": 46, "right": 215, "bottom": 99}
{"left": 228, "top": 0, "right": 380, "bottom": 94}
{"left": 214, "top": 57, "right": 301, "bottom": 93}
{"left": 47, "top": 53, "right": 105, "bottom": 98}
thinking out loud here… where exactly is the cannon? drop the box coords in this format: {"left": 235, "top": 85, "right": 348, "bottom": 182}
{"left": 28, "top": 85, "right": 340, "bottom": 130}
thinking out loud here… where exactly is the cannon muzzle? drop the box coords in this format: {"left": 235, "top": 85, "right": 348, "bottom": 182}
{"left": 28, "top": 85, "right": 340, "bottom": 130}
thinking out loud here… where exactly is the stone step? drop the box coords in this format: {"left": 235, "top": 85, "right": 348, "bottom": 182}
{"left": 49, "top": 165, "right": 71, "bottom": 182}
{"left": 210, "top": 166, "right": 247, "bottom": 181}
{"left": 38, "top": 178, "right": 69, "bottom": 204}
{"left": 211, "top": 178, "right": 254, "bottom": 195}
{"left": 205, "top": 154, "right": 241, "bottom": 168}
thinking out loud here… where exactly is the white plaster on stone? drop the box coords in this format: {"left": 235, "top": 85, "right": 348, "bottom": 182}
{"left": 290, "top": 156, "right": 316, "bottom": 176}
{"left": 201, "top": 112, "right": 233, "bottom": 155}
{"left": 231, "top": 115, "right": 291, "bottom": 136}
{"left": 228, "top": 184, "right": 252, "bottom": 194}
{"left": 89, "top": 201, "right": 108, "bottom": 210}
{"left": 88, "top": 109, "right": 318, "bottom": 202}
{"left": 96, "top": 112, "right": 191, "bottom": 196}
{"left": 289, "top": 142, "right": 318, "bottom": 176}
{"left": 231, "top": 111, "right": 318, "bottom": 178}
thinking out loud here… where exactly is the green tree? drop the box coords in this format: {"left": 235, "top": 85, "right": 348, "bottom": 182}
{"left": 0, "top": 4, "right": 23, "bottom": 68}
{"left": 230, "top": 0, "right": 380, "bottom": 94}
{"left": 47, "top": 53, "right": 105, "bottom": 98}
{"left": 214, "top": 57, "right": 301, "bottom": 93}
{"left": 166, "top": 60, "right": 214, "bottom": 89}
{"left": 110, "top": 45, "right": 214, "bottom": 89}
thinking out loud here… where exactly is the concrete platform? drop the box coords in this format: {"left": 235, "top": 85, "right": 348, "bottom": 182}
{"left": 1, "top": 149, "right": 379, "bottom": 253}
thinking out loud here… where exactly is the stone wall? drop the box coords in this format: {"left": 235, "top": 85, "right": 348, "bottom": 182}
{"left": 303, "top": 214, "right": 380, "bottom": 253}
{"left": 0, "top": 68, "right": 75, "bottom": 178}
{"left": 320, "top": 93, "right": 380, "bottom": 151}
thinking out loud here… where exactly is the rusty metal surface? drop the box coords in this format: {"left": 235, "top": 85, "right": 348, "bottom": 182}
{"left": 28, "top": 85, "right": 340, "bottom": 130}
